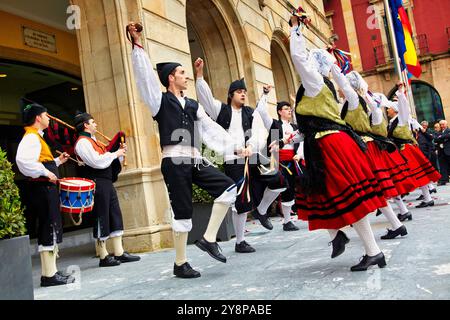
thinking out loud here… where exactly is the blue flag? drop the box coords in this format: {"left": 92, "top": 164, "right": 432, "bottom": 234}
{"left": 388, "top": 0, "right": 407, "bottom": 70}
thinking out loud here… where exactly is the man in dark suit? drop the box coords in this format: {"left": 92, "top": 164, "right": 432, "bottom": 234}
{"left": 417, "top": 121, "right": 438, "bottom": 170}
{"left": 435, "top": 120, "right": 450, "bottom": 185}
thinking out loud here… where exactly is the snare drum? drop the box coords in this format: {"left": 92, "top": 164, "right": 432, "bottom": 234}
{"left": 59, "top": 178, "right": 95, "bottom": 214}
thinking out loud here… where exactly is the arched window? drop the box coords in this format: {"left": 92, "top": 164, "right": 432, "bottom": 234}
{"left": 388, "top": 81, "right": 445, "bottom": 123}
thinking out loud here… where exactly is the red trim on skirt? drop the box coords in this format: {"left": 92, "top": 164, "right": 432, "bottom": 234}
{"left": 279, "top": 149, "right": 295, "bottom": 162}
{"left": 295, "top": 132, "right": 386, "bottom": 231}
{"left": 401, "top": 144, "right": 441, "bottom": 188}
{"left": 379, "top": 148, "right": 417, "bottom": 195}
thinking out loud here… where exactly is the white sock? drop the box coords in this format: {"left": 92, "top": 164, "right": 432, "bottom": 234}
{"left": 281, "top": 203, "right": 292, "bottom": 224}
{"left": 394, "top": 197, "right": 409, "bottom": 214}
{"left": 380, "top": 203, "right": 403, "bottom": 230}
{"left": 420, "top": 186, "right": 432, "bottom": 202}
{"left": 232, "top": 209, "right": 247, "bottom": 244}
{"left": 204, "top": 202, "right": 229, "bottom": 243}
{"left": 353, "top": 215, "right": 382, "bottom": 257}
{"left": 173, "top": 231, "right": 188, "bottom": 266}
{"left": 40, "top": 251, "right": 58, "bottom": 277}
{"left": 257, "top": 188, "right": 284, "bottom": 215}
{"left": 328, "top": 229, "right": 339, "bottom": 241}
{"left": 428, "top": 183, "right": 435, "bottom": 190}
{"left": 111, "top": 236, "right": 124, "bottom": 257}
{"left": 96, "top": 240, "right": 109, "bottom": 259}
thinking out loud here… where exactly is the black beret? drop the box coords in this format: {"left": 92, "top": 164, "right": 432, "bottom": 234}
{"left": 277, "top": 101, "right": 291, "bottom": 112}
{"left": 228, "top": 78, "right": 247, "bottom": 96}
{"left": 20, "top": 98, "right": 47, "bottom": 125}
{"left": 156, "top": 62, "right": 182, "bottom": 87}
{"left": 74, "top": 111, "right": 93, "bottom": 132}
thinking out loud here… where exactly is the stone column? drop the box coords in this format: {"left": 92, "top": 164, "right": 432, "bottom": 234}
{"left": 72, "top": 0, "right": 173, "bottom": 252}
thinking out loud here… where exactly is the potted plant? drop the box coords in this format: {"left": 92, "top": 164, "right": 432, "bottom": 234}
{"left": 0, "top": 147, "right": 34, "bottom": 300}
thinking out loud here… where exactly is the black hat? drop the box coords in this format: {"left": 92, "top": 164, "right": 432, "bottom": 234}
{"left": 20, "top": 98, "right": 47, "bottom": 126}
{"left": 156, "top": 62, "right": 182, "bottom": 87}
{"left": 277, "top": 101, "right": 291, "bottom": 112}
{"left": 228, "top": 78, "right": 247, "bottom": 96}
{"left": 74, "top": 111, "right": 93, "bottom": 132}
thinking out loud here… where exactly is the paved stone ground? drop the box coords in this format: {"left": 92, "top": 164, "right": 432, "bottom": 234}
{"left": 32, "top": 186, "right": 450, "bottom": 300}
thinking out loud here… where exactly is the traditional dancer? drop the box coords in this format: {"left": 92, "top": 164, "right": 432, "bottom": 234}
{"left": 74, "top": 112, "right": 141, "bottom": 267}
{"left": 290, "top": 15, "right": 387, "bottom": 271}
{"left": 255, "top": 98, "right": 303, "bottom": 231}
{"left": 340, "top": 70, "right": 410, "bottom": 239}
{"left": 385, "top": 83, "right": 441, "bottom": 214}
{"left": 16, "top": 100, "right": 75, "bottom": 286}
{"left": 195, "top": 58, "right": 288, "bottom": 253}
{"left": 128, "top": 22, "right": 238, "bottom": 278}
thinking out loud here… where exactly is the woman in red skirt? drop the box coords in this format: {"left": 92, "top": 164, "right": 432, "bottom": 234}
{"left": 290, "top": 15, "right": 386, "bottom": 271}
{"left": 334, "top": 70, "right": 410, "bottom": 240}
{"left": 385, "top": 83, "right": 441, "bottom": 218}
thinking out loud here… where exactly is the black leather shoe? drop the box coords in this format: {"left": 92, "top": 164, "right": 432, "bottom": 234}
{"left": 381, "top": 225, "right": 408, "bottom": 240}
{"left": 415, "top": 200, "right": 434, "bottom": 208}
{"left": 251, "top": 209, "right": 273, "bottom": 230}
{"left": 329, "top": 230, "right": 350, "bottom": 258}
{"left": 397, "top": 212, "right": 412, "bottom": 222}
{"left": 430, "top": 188, "right": 437, "bottom": 194}
{"left": 173, "top": 262, "right": 201, "bottom": 278}
{"left": 56, "top": 270, "right": 71, "bottom": 277}
{"left": 351, "top": 252, "right": 387, "bottom": 271}
{"left": 115, "top": 252, "right": 141, "bottom": 263}
{"left": 195, "top": 237, "right": 227, "bottom": 263}
{"left": 41, "top": 273, "right": 75, "bottom": 287}
{"left": 376, "top": 209, "right": 382, "bottom": 216}
{"left": 99, "top": 255, "right": 121, "bottom": 267}
{"left": 416, "top": 194, "right": 424, "bottom": 201}
{"left": 235, "top": 241, "right": 256, "bottom": 253}
{"left": 283, "top": 221, "right": 299, "bottom": 231}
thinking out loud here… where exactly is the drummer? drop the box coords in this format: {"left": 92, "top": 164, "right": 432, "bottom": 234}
{"left": 16, "top": 99, "right": 75, "bottom": 287}
{"left": 74, "top": 111, "right": 141, "bottom": 267}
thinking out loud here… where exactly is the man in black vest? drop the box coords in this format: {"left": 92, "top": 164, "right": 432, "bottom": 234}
{"left": 195, "top": 58, "right": 287, "bottom": 254}
{"left": 129, "top": 23, "right": 239, "bottom": 278}
{"left": 435, "top": 120, "right": 450, "bottom": 185}
{"left": 74, "top": 112, "right": 141, "bottom": 267}
{"left": 256, "top": 99, "right": 303, "bottom": 231}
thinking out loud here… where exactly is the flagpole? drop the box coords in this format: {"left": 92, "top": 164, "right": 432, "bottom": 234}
{"left": 383, "top": 0, "right": 417, "bottom": 118}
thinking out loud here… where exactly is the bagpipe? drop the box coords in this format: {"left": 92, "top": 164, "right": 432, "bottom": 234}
{"left": 45, "top": 114, "right": 127, "bottom": 182}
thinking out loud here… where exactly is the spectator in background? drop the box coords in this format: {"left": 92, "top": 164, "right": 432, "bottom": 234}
{"left": 435, "top": 120, "right": 450, "bottom": 186}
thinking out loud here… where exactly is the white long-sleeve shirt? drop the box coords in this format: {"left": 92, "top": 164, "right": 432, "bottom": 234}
{"left": 290, "top": 27, "right": 324, "bottom": 98}
{"left": 254, "top": 99, "right": 303, "bottom": 154}
{"left": 331, "top": 64, "right": 359, "bottom": 110}
{"left": 16, "top": 130, "right": 61, "bottom": 178}
{"left": 396, "top": 90, "right": 410, "bottom": 126}
{"left": 196, "top": 76, "right": 268, "bottom": 161}
{"left": 365, "top": 93, "right": 384, "bottom": 126}
{"left": 131, "top": 46, "right": 237, "bottom": 158}
{"left": 75, "top": 136, "right": 117, "bottom": 169}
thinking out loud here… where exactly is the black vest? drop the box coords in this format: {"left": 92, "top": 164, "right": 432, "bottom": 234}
{"left": 153, "top": 92, "right": 199, "bottom": 149}
{"left": 216, "top": 103, "right": 254, "bottom": 141}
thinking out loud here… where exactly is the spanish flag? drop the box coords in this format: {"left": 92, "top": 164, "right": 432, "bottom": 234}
{"left": 388, "top": 0, "right": 422, "bottom": 78}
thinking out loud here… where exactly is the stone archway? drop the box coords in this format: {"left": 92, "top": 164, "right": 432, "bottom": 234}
{"left": 270, "top": 30, "right": 297, "bottom": 105}
{"left": 186, "top": 0, "right": 255, "bottom": 104}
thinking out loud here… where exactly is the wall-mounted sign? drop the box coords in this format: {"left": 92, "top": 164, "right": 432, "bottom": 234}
{"left": 22, "top": 26, "right": 57, "bottom": 53}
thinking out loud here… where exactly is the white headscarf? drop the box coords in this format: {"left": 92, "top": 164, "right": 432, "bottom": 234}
{"left": 346, "top": 71, "right": 368, "bottom": 93}
{"left": 308, "top": 49, "right": 336, "bottom": 77}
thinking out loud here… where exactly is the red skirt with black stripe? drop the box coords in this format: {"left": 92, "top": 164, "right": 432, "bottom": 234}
{"left": 400, "top": 144, "right": 441, "bottom": 188}
{"left": 365, "top": 141, "right": 399, "bottom": 199}
{"left": 378, "top": 148, "right": 417, "bottom": 195}
{"left": 295, "top": 132, "right": 387, "bottom": 231}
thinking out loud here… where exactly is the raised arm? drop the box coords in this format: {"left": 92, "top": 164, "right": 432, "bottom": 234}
{"left": 289, "top": 22, "right": 324, "bottom": 97}
{"left": 331, "top": 64, "right": 359, "bottom": 110}
{"left": 255, "top": 85, "right": 274, "bottom": 131}
{"left": 128, "top": 23, "right": 162, "bottom": 117}
{"left": 246, "top": 111, "right": 269, "bottom": 153}
{"left": 395, "top": 86, "right": 410, "bottom": 126}
{"left": 365, "top": 93, "right": 383, "bottom": 125}
{"left": 194, "top": 59, "right": 223, "bottom": 121}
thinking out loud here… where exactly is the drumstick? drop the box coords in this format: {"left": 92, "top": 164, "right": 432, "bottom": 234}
{"left": 56, "top": 150, "right": 85, "bottom": 166}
